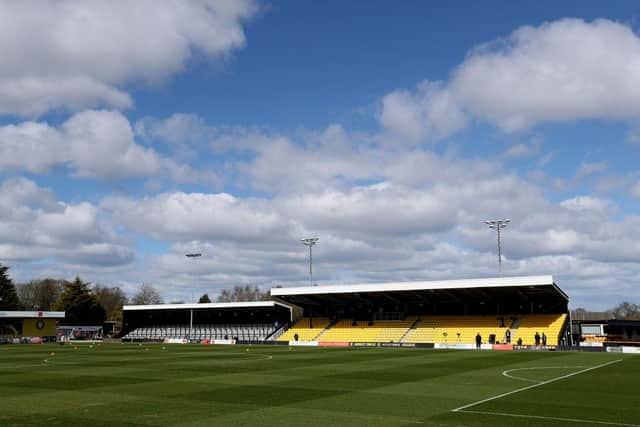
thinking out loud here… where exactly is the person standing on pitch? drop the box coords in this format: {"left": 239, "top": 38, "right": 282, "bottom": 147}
{"left": 542, "top": 332, "right": 547, "bottom": 346}
{"left": 534, "top": 331, "right": 541, "bottom": 347}
{"left": 505, "top": 329, "right": 511, "bottom": 344}
{"left": 475, "top": 332, "right": 482, "bottom": 350}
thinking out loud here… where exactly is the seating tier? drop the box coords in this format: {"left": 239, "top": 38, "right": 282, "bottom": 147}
{"left": 278, "top": 317, "right": 330, "bottom": 341}
{"left": 319, "top": 318, "right": 415, "bottom": 342}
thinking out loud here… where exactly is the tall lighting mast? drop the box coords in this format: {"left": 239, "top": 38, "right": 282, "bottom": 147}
{"left": 484, "top": 219, "right": 510, "bottom": 276}
{"left": 301, "top": 237, "right": 319, "bottom": 286}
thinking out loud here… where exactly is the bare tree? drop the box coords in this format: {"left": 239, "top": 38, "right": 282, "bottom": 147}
{"left": 94, "top": 285, "right": 128, "bottom": 321}
{"left": 17, "top": 278, "right": 65, "bottom": 311}
{"left": 611, "top": 302, "right": 640, "bottom": 320}
{"left": 131, "top": 284, "right": 163, "bottom": 305}
{"left": 216, "top": 285, "right": 269, "bottom": 302}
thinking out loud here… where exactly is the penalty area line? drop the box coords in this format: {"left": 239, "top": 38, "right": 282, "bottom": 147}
{"left": 451, "top": 358, "right": 623, "bottom": 413}
{"left": 458, "top": 410, "right": 639, "bottom": 427}
{"left": 502, "top": 365, "right": 587, "bottom": 383}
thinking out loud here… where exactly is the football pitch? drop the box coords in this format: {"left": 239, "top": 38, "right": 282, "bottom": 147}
{"left": 1, "top": 344, "right": 638, "bottom": 426}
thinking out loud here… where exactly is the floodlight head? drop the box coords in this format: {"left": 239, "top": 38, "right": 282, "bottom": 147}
{"left": 301, "top": 237, "right": 319, "bottom": 246}
{"left": 486, "top": 219, "right": 510, "bottom": 229}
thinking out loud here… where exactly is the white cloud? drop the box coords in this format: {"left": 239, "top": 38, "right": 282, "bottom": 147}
{"left": 135, "top": 113, "right": 212, "bottom": 146}
{"left": 631, "top": 182, "right": 640, "bottom": 198}
{"left": 503, "top": 138, "right": 543, "bottom": 159}
{"left": 0, "top": 0, "right": 257, "bottom": 116}
{"left": 63, "top": 110, "right": 163, "bottom": 178}
{"left": 281, "top": 183, "right": 457, "bottom": 236}
{"left": 451, "top": 18, "right": 640, "bottom": 131}
{"left": 560, "top": 196, "right": 613, "bottom": 214}
{"left": 0, "top": 177, "right": 132, "bottom": 266}
{"left": 380, "top": 19, "right": 640, "bottom": 137}
{"left": 379, "top": 81, "right": 467, "bottom": 144}
{"left": 237, "top": 124, "right": 384, "bottom": 192}
{"left": 103, "top": 192, "right": 290, "bottom": 242}
{"left": 0, "top": 122, "right": 65, "bottom": 173}
{"left": 0, "top": 109, "right": 216, "bottom": 183}
{"left": 575, "top": 160, "right": 608, "bottom": 180}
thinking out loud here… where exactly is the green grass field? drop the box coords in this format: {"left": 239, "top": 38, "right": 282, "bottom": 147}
{"left": 1, "top": 344, "right": 638, "bottom": 426}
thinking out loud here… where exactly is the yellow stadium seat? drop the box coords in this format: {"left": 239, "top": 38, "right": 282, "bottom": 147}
{"left": 278, "top": 314, "right": 567, "bottom": 345}
{"left": 405, "top": 315, "right": 509, "bottom": 344}
{"left": 318, "top": 318, "right": 415, "bottom": 342}
{"left": 404, "top": 314, "right": 566, "bottom": 345}
{"left": 512, "top": 313, "right": 567, "bottom": 346}
{"left": 278, "top": 317, "right": 331, "bottom": 341}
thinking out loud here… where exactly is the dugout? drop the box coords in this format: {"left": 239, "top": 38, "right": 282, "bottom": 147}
{"left": 576, "top": 319, "right": 640, "bottom": 347}
{"left": 0, "top": 310, "right": 65, "bottom": 343}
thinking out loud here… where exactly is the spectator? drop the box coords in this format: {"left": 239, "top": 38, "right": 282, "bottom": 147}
{"left": 517, "top": 337, "right": 523, "bottom": 346}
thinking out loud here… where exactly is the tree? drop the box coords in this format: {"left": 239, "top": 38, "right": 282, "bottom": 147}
{"left": 94, "top": 285, "right": 128, "bottom": 321}
{"left": 54, "top": 276, "right": 106, "bottom": 325}
{"left": 198, "top": 293, "right": 211, "bottom": 303}
{"left": 131, "top": 284, "right": 163, "bottom": 305}
{"left": 0, "top": 263, "right": 21, "bottom": 310}
{"left": 17, "top": 278, "right": 64, "bottom": 311}
{"left": 216, "top": 285, "right": 269, "bottom": 302}
{"left": 611, "top": 302, "right": 640, "bottom": 320}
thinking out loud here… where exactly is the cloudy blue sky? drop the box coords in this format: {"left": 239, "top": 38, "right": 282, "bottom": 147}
{"left": 1, "top": 0, "right": 639, "bottom": 309}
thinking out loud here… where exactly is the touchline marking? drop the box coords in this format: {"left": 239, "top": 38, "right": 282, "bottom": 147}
{"left": 502, "top": 365, "right": 586, "bottom": 383}
{"left": 460, "top": 410, "right": 639, "bottom": 427}
{"left": 451, "top": 358, "right": 623, "bottom": 413}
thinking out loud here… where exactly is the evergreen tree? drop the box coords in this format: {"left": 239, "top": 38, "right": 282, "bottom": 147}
{"left": 0, "top": 263, "right": 21, "bottom": 310}
{"left": 198, "top": 293, "right": 211, "bottom": 303}
{"left": 55, "top": 276, "right": 106, "bottom": 325}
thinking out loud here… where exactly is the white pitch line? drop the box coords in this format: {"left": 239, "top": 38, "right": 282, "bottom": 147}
{"left": 460, "top": 409, "right": 640, "bottom": 427}
{"left": 451, "top": 358, "right": 623, "bottom": 413}
{"left": 502, "top": 366, "right": 586, "bottom": 383}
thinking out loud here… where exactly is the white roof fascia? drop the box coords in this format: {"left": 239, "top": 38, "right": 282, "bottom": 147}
{"left": 0, "top": 311, "right": 65, "bottom": 318}
{"left": 270, "top": 275, "right": 555, "bottom": 297}
{"left": 123, "top": 300, "right": 290, "bottom": 312}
